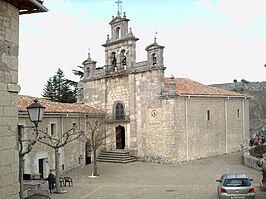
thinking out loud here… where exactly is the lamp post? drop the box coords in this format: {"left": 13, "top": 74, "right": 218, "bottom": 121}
{"left": 26, "top": 99, "right": 45, "bottom": 127}
{"left": 19, "top": 99, "right": 45, "bottom": 199}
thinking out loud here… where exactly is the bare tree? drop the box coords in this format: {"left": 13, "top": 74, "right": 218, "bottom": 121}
{"left": 38, "top": 124, "right": 84, "bottom": 193}
{"left": 85, "top": 116, "right": 112, "bottom": 176}
{"left": 18, "top": 125, "right": 40, "bottom": 199}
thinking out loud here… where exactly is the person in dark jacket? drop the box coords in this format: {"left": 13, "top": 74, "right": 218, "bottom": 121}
{"left": 249, "top": 138, "right": 254, "bottom": 146}
{"left": 47, "top": 172, "right": 55, "bottom": 193}
{"left": 261, "top": 136, "right": 265, "bottom": 144}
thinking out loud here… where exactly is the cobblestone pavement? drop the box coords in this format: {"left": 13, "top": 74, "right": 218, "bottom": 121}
{"left": 51, "top": 152, "right": 266, "bottom": 199}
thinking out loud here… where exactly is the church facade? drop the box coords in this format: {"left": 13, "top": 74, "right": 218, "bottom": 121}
{"left": 77, "top": 11, "right": 250, "bottom": 163}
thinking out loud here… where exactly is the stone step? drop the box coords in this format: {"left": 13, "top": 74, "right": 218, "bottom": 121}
{"left": 99, "top": 150, "right": 130, "bottom": 155}
{"left": 97, "top": 156, "right": 136, "bottom": 161}
{"left": 97, "top": 158, "right": 137, "bottom": 164}
{"left": 97, "top": 150, "right": 136, "bottom": 164}
{"left": 99, "top": 152, "right": 130, "bottom": 157}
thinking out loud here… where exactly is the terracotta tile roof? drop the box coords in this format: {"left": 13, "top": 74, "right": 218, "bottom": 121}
{"left": 18, "top": 95, "right": 104, "bottom": 115}
{"left": 165, "top": 77, "right": 248, "bottom": 97}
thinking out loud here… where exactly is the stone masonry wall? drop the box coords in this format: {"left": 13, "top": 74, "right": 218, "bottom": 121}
{"left": 83, "top": 78, "right": 106, "bottom": 108}
{"left": 82, "top": 68, "right": 166, "bottom": 154}
{"left": 136, "top": 70, "right": 165, "bottom": 158}
{"left": 141, "top": 96, "right": 249, "bottom": 164}
{"left": 0, "top": 1, "right": 20, "bottom": 198}
{"left": 227, "top": 99, "right": 249, "bottom": 152}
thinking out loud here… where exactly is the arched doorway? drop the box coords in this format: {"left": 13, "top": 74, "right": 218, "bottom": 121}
{"left": 116, "top": 125, "right": 125, "bottom": 149}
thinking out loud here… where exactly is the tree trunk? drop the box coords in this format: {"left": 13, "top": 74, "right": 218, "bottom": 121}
{"left": 93, "top": 149, "right": 97, "bottom": 176}
{"left": 54, "top": 148, "right": 62, "bottom": 193}
{"left": 19, "top": 154, "right": 24, "bottom": 199}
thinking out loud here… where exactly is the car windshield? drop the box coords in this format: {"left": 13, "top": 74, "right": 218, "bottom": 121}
{"left": 223, "top": 178, "right": 251, "bottom": 187}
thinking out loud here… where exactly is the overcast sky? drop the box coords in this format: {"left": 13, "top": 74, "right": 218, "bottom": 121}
{"left": 19, "top": 0, "right": 266, "bottom": 97}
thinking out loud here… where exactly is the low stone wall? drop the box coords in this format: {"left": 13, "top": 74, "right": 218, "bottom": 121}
{"left": 242, "top": 144, "right": 266, "bottom": 171}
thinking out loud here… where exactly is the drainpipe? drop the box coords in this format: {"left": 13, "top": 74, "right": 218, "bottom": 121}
{"left": 61, "top": 117, "right": 64, "bottom": 170}
{"left": 84, "top": 119, "right": 87, "bottom": 162}
{"left": 242, "top": 98, "right": 246, "bottom": 141}
{"left": 185, "top": 96, "right": 190, "bottom": 162}
{"left": 225, "top": 98, "right": 228, "bottom": 154}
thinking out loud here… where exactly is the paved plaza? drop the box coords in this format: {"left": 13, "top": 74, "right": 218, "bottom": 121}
{"left": 52, "top": 152, "right": 266, "bottom": 199}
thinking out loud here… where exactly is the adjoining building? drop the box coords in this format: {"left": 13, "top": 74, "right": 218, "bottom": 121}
{"left": 0, "top": 1, "right": 47, "bottom": 198}
{"left": 18, "top": 95, "right": 103, "bottom": 178}
{"left": 77, "top": 11, "right": 250, "bottom": 163}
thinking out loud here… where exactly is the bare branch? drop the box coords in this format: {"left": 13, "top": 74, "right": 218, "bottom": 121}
{"left": 18, "top": 126, "right": 40, "bottom": 157}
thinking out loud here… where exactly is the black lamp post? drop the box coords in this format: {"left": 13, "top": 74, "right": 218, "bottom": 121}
{"left": 19, "top": 99, "right": 45, "bottom": 199}
{"left": 26, "top": 99, "right": 45, "bottom": 127}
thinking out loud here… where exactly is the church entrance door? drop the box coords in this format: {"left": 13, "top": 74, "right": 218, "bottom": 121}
{"left": 116, "top": 125, "right": 125, "bottom": 149}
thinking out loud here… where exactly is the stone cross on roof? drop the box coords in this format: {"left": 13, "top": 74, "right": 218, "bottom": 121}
{"left": 115, "top": 0, "right": 122, "bottom": 15}
{"left": 154, "top": 31, "right": 158, "bottom": 43}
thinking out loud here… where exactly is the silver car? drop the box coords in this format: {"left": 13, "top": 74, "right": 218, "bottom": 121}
{"left": 216, "top": 173, "right": 255, "bottom": 199}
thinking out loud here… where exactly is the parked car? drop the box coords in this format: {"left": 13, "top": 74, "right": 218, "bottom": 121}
{"left": 216, "top": 173, "right": 255, "bottom": 199}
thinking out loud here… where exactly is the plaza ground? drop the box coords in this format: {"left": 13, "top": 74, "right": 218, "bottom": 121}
{"left": 52, "top": 152, "right": 266, "bottom": 199}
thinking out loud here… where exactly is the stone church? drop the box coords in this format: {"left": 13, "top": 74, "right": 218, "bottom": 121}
{"left": 77, "top": 11, "right": 250, "bottom": 163}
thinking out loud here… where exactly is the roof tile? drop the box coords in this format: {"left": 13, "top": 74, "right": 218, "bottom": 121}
{"left": 18, "top": 95, "right": 103, "bottom": 114}
{"left": 165, "top": 77, "right": 248, "bottom": 96}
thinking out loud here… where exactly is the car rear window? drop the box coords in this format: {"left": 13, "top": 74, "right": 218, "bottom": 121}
{"left": 223, "top": 178, "right": 251, "bottom": 187}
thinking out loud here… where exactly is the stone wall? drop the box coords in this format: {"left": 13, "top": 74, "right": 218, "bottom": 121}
{"left": 211, "top": 81, "right": 266, "bottom": 137}
{"left": 0, "top": 1, "right": 20, "bottom": 198}
{"left": 141, "top": 97, "right": 249, "bottom": 163}
{"left": 242, "top": 144, "right": 266, "bottom": 171}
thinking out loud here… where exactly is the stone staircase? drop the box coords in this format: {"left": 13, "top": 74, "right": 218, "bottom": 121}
{"left": 97, "top": 150, "right": 137, "bottom": 163}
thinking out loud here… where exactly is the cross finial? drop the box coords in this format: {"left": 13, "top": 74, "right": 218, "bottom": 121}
{"left": 115, "top": 0, "right": 122, "bottom": 15}
{"left": 154, "top": 31, "right": 158, "bottom": 43}
{"left": 88, "top": 48, "right": 90, "bottom": 59}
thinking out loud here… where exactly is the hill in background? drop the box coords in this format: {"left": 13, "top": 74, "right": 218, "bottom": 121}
{"left": 211, "top": 80, "right": 266, "bottom": 137}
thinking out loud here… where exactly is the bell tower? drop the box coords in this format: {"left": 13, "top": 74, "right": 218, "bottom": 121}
{"left": 145, "top": 36, "right": 165, "bottom": 69}
{"left": 102, "top": 9, "right": 139, "bottom": 72}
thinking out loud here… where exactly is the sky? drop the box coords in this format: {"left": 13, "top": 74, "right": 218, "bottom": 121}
{"left": 19, "top": 0, "right": 266, "bottom": 97}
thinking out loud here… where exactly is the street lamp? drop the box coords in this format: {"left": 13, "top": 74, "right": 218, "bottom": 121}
{"left": 26, "top": 99, "right": 45, "bottom": 127}
{"left": 19, "top": 99, "right": 45, "bottom": 199}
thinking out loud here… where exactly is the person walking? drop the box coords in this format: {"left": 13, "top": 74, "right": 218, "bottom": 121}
{"left": 47, "top": 171, "right": 55, "bottom": 194}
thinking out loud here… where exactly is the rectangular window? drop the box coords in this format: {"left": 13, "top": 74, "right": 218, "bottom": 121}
{"left": 51, "top": 123, "right": 56, "bottom": 136}
{"left": 237, "top": 109, "right": 240, "bottom": 119}
{"left": 207, "top": 110, "right": 211, "bottom": 121}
